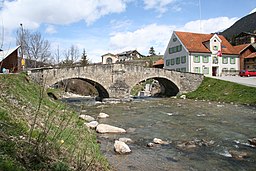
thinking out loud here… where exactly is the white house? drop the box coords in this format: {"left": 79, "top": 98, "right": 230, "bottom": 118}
{"left": 102, "top": 53, "right": 118, "bottom": 64}
{"left": 164, "top": 31, "right": 240, "bottom": 76}
{"left": 102, "top": 50, "right": 144, "bottom": 64}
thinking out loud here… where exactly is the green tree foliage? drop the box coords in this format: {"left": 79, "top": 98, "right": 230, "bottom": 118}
{"left": 149, "top": 46, "right": 156, "bottom": 56}
{"left": 80, "top": 49, "right": 89, "bottom": 66}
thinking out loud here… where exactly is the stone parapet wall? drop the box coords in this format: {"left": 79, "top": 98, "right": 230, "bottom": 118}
{"left": 29, "top": 64, "right": 204, "bottom": 98}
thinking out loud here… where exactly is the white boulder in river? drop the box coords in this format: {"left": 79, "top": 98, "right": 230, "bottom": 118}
{"left": 114, "top": 140, "right": 131, "bottom": 154}
{"left": 119, "top": 137, "right": 133, "bottom": 143}
{"left": 98, "top": 112, "right": 109, "bottom": 118}
{"left": 85, "top": 121, "right": 99, "bottom": 129}
{"left": 96, "top": 124, "right": 126, "bottom": 133}
{"left": 79, "top": 114, "right": 95, "bottom": 122}
{"left": 153, "top": 138, "right": 169, "bottom": 144}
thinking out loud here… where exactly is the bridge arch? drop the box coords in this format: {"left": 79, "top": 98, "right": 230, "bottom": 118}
{"left": 50, "top": 77, "right": 110, "bottom": 99}
{"left": 130, "top": 76, "right": 180, "bottom": 97}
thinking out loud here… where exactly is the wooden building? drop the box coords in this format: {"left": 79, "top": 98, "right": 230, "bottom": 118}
{"left": 0, "top": 46, "right": 20, "bottom": 73}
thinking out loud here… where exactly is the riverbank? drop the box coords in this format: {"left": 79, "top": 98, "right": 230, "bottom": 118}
{"left": 0, "top": 73, "right": 109, "bottom": 171}
{"left": 186, "top": 77, "right": 256, "bottom": 105}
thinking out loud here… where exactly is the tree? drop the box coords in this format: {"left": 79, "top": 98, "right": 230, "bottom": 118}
{"left": 80, "top": 49, "right": 89, "bottom": 66}
{"left": 62, "top": 45, "right": 79, "bottom": 67}
{"left": 149, "top": 46, "right": 156, "bottom": 56}
{"left": 16, "top": 29, "right": 51, "bottom": 68}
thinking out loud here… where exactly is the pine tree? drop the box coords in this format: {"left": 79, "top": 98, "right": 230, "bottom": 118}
{"left": 81, "top": 49, "right": 89, "bottom": 66}
{"left": 149, "top": 46, "right": 156, "bottom": 56}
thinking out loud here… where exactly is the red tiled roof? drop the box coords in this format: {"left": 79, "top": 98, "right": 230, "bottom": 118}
{"left": 175, "top": 31, "right": 239, "bottom": 55}
{"left": 234, "top": 44, "right": 250, "bottom": 53}
{"left": 153, "top": 59, "right": 164, "bottom": 66}
{"left": 244, "top": 52, "right": 256, "bottom": 59}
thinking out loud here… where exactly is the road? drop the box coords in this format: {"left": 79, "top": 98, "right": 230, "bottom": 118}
{"left": 208, "top": 76, "right": 256, "bottom": 87}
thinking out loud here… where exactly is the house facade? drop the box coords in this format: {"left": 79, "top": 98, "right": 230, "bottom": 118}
{"left": 234, "top": 32, "right": 256, "bottom": 45}
{"left": 0, "top": 46, "right": 20, "bottom": 73}
{"left": 244, "top": 52, "right": 256, "bottom": 70}
{"left": 164, "top": 31, "right": 239, "bottom": 76}
{"left": 234, "top": 43, "right": 256, "bottom": 70}
{"left": 102, "top": 50, "right": 144, "bottom": 64}
{"left": 102, "top": 53, "right": 118, "bottom": 64}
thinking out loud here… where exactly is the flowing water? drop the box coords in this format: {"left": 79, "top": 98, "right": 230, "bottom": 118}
{"left": 64, "top": 97, "right": 256, "bottom": 171}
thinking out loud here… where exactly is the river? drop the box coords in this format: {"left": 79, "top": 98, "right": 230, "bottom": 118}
{"left": 63, "top": 97, "right": 256, "bottom": 171}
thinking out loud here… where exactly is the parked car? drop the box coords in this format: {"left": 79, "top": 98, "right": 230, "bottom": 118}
{"left": 239, "top": 70, "right": 256, "bottom": 77}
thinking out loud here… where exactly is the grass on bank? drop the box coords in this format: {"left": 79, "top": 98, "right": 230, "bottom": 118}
{"left": 186, "top": 77, "right": 256, "bottom": 105}
{"left": 0, "top": 73, "right": 109, "bottom": 171}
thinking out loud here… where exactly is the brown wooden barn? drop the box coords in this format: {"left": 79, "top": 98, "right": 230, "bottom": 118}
{"left": 0, "top": 46, "right": 20, "bottom": 73}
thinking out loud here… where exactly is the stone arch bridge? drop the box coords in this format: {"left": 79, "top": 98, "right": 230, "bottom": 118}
{"left": 29, "top": 64, "right": 204, "bottom": 99}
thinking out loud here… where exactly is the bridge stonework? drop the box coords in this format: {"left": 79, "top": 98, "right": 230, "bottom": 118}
{"left": 29, "top": 64, "right": 204, "bottom": 98}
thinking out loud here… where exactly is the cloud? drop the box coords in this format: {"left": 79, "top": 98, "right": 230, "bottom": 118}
{"left": 45, "top": 25, "right": 57, "bottom": 34}
{"left": 110, "top": 19, "right": 133, "bottom": 31}
{"left": 0, "top": 0, "right": 129, "bottom": 29}
{"left": 249, "top": 8, "right": 256, "bottom": 14}
{"left": 180, "top": 17, "right": 238, "bottom": 33}
{"left": 143, "top": 0, "right": 178, "bottom": 14}
{"left": 110, "top": 23, "right": 175, "bottom": 55}
{"left": 109, "top": 16, "right": 238, "bottom": 56}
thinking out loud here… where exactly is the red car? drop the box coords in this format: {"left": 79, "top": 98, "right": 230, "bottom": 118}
{"left": 239, "top": 70, "right": 256, "bottom": 77}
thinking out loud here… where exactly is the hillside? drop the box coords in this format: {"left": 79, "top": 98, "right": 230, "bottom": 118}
{"left": 0, "top": 73, "right": 108, "bottom": 171}
{"left": 186, "top": 77, "right": 256, "bottom": 105}
{"left": 221, "top": 12, "right": 256, "bottom": 41}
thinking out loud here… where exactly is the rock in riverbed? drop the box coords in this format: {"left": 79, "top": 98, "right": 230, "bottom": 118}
{"left": 79, "top": 114, "right": 95, "bottom": 122}
{"left": 98, "top": 112, "right": 109, "bottom": 118}
{"left": 229, "top": 150, "right": 249, "bottom": 160}
{"left": 96, "top": 124, "right": 126, "bottom": 134}
{"left": 119, "top": 137, "right": 133, "bottom": 143}
{"left": 114, "top": 140, "right": 131, "bottom": 154}
{"left": 153, "top": 138, "right": 169, "bottom": 144}
{"left": 248, "top": 138, "right": 256, "bottom": 146}
{"left": 85, "top": 121, "right": 99, "bottom": 129}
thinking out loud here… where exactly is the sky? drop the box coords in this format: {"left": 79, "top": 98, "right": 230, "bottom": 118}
{"left": 0, "top": 0, "right": 255, "bottom": 63}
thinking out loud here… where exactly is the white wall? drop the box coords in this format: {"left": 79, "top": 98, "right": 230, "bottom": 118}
{"left": 164, "top": 33, "right": 189, "bottom": 72}
{"left": 102, "top": 54, "right": 118, "bottom": 64}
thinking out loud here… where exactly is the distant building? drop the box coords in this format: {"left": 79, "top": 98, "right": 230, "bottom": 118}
{"left": 102, "top": 53, "right": 118, "bottom": 64}
{"left": 234, "top": 43, "right": 256, "bottom": 70}
{"left": 164, "top": 31, "right": 239, "bottom": 76}
{"left": 153, "top": 59, "right": 164, "bottom": 68}
{"left": 0, "top": 46, "right": 20, "bottom": 73}
{"left": 234, "top": 32, "right": 256, "bottom": 45}
{"left": 102, "top": 50, "right": 144, "bottom": 64}
{"left": 244, "top": 52, "right": 256, "bottom": 70}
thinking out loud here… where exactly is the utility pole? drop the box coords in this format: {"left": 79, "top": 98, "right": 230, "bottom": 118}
{"left": 20, "top": 23, "right": 25, "bottom": 70}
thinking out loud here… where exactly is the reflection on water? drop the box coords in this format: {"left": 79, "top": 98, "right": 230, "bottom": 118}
{"left": 64, "top": 97, "right": 256, "bottom": 171}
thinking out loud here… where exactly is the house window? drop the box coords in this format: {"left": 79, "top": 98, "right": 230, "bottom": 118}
{"left": 166, "top": 59, "right": 171, "bottom": 66}
{"left": 176, "top": 68, "right": 180, "bottom": 72}
{"left": 194, "top": 55, "right": 200, "bottom": 63}
{"left": 176, "top": 57, "right": 180, "bottom": 65}
{"left": 180, "top": 68, "right": 186, "bottom": 72}
{"left": 203, "top": 67, "right": 209, "bottom": 74}
{"left": 171, "top": 59, "right": 175, "bottom": 65}
{"left": 230, "top": 57, "right": 236, "bottom": 64}
{"left": 168, "top": 45, "right": 182, "bottom": 54}
{"left": 222, "top": 57, "right": 228, "bottom": 64}
{"left": 230, "top": 68, "right": 236, "bottom": 71}
{"left": 181, "top": 56, "right": 186, "bottom": 63}
{"left": 173, "top": 37, "right": 177, "bottom": 42}
{"left": 202, "top": 56, "right": 209, "bottom": 63}
{"left": 212, "top": 56, "right": 218, "bottom": 64}
{"left": 106, "top": 57, "right": 112, "bottom": 64}
{"left": 168, "top": 48, "right": 172, "bottom": 54}
{"left": 222, "top": 68, "right": 228, "bottom": 72}
{"left": 178, "top": 45, "right": 182, "bottom": 52}
{"left": 194, "top": 67, "right": 200, "bottom": 73}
